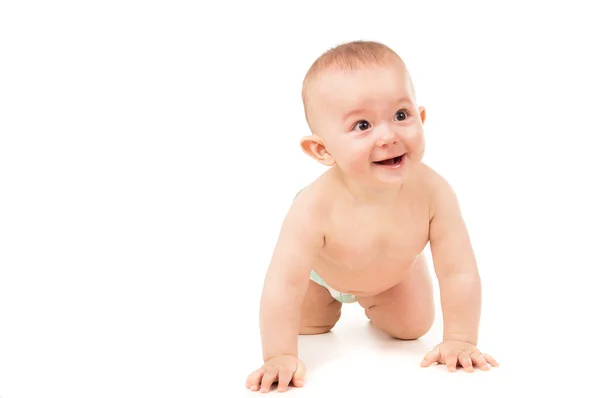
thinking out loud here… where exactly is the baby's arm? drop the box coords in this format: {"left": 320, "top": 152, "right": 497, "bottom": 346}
{"left": 246, "top": 194, "right": 321, "bottom": 391}
{"left": 259, "top": 194, "right": 322, "bottom": 361}
{"left": 423, "top": 176, "right": 498, "bottom": 371}
{"left": 428, "top": 177, "right": 481, "bottom": 345}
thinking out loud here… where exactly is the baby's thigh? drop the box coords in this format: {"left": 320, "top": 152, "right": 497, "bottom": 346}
{"left": 358, "top": 255, "right": 434, "bottom": 339}
{"left": 299, "top": 280, "right": 342, "bottom": 335}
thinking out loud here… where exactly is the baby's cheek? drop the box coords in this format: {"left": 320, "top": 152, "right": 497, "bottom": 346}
{"left": 347, "top": 150, "right": 372, "bottom": 173}
{"left": 346, "top": 162, "right": 364, "bottom": 176}
{"left": 408, "top": 129, "right": 426, "bottom": 153}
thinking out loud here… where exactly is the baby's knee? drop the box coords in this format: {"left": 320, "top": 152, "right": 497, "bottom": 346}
{"left": 299, "top": 325, "right": 334, "bottom": 335}
{"left": 388, "top": 317, "right": 434, "bottom": 340}
{"left": 299, "top": 310, "right": 341, "bottom": 335}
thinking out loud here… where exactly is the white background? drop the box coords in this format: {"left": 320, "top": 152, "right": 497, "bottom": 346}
{"left": 1, "top": 1, "right": 599, "bottom": 397}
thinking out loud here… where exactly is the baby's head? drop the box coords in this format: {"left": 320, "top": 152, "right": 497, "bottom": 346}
{"left": 300, "top": 41, "right": 426, "bottom": 187}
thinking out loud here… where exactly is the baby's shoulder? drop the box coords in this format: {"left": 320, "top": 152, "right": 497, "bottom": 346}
{"left": 412, "top": 163, "right": 461, "bottom": 221}
{"left": 409, "top": 163, "right": 456, "bottom": 214}
{"left": 281, "top": 179, "right": 330, "bottom": 246}
{"left": 291, "top": 176, "right": 332, "bottom": 216}
{"left": 410, "top": 162, "right": 451, "bottom": 194}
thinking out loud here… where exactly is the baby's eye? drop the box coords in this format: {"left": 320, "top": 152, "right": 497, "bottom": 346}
{"left": 394, "top": 110, "right": 408, "bottom": 121}
{"left": 353, "top": 120, "right": 371, "bottom": 131}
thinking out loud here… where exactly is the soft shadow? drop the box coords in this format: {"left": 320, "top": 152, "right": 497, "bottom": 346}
{"left": 298, "top": 318, "right": 431, "bottom": 373}
{"left": 362, "top": 320, "right": 430, "bottom": 355}
{"left": 298, "top": 329, "right": 347, "bottom": 373}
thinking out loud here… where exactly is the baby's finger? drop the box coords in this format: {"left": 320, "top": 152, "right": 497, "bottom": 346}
{"left": 259, "top": 368, "right": 278, "bottom": 393}
{"left": 246, "top": 368, "right": 266, "bottom": 391}
{"left": 470, "top": 352, "right": 489, "bottom": 371}
{"left": 291, "top": 361, "right": 306, "bottom": 387}
{"left": 482, "top": 353, "right": 499, "bottom": 367}
{"left": 458, "top": 351, "right": 473, "bottom": 373}
{"left": 421, "top": 349, "right": 440, "bottom": 367}
{"left": 445, "top": 355, "right": 458, "bottom": 372}
{"left": 276, "top": 368, "right": 294, "bottom": 392}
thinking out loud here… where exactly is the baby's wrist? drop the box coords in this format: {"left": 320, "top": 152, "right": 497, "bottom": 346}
{"left": 262, "top": 352, "right": 298, "bottom": 363}
{"left": 443, "top": 333, "right": 478, "bottom": 346}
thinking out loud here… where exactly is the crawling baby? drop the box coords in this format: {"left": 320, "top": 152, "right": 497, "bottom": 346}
{"left": 246, "top": 40, "right": 498, "bottom": 393}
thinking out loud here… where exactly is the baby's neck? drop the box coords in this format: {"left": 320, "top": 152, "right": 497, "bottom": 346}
{"left": 333, "top": 168, "right": 405, "bottom": 206}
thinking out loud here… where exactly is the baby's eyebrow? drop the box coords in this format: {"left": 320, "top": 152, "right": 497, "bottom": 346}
{"left": 342, "top": 108, "right": 366, "bottom": 121}
{"left": 392, "top": 96, "right": 413, "bottom": 107}
{"left": 342, "top": 97, "right": 413, "bottom": 120}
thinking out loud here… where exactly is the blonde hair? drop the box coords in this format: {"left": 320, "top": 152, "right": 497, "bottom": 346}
{"left": 301, "top": 41, "right": 410, "bottom": 130}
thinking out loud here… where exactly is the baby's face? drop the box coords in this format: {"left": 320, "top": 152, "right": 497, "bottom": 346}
{"left": 309, "top": 60, "right": 425, "bottom": 186}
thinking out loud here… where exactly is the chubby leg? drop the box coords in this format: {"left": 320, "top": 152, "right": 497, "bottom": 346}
{"left": 358, "top": 254, "right": 434, "bottom": 340}
{"left": 299, "top": 280, "right": 342, "bottom": 335}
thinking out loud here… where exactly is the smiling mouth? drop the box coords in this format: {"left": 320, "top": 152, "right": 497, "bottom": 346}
{"left": 374, "top": 154, "right": 404, "bottom": 166}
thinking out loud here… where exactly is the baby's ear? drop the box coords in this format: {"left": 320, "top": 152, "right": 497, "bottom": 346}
{"left": 418, "top": 106, "right": 427, "bottom": 124}
{"left": 300, "top": 135, "right": 336, "bottom": 166}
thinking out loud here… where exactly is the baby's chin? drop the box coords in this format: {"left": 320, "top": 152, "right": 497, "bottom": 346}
{"left": 336, "top": 162, "right": 410, "bottom": 186}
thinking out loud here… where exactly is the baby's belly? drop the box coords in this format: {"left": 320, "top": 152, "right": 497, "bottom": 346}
{"left": 312, "top": 254, "right": 422, "bottom": 298}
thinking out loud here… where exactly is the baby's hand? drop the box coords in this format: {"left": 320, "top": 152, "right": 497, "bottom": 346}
{"left": 420, "top": 340, "right": 499, "bottom": 372}
{"left": 246, "top": 355, "right": 306, "bottom": 393}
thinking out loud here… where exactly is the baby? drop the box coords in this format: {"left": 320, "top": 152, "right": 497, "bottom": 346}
{"left": 246, "top": 40, "right": 498, "bottom": 393}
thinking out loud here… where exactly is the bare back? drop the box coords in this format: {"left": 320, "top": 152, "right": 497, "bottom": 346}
{"left": 298, "top": 163, "right": 438, "bottom": 298}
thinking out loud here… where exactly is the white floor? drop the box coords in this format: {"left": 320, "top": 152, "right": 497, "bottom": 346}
{"left": 1, "top": 249, "right": 597, "bottom": 398}
{"left": 235, "top": 274, "right": 597, "bottom": 398}
{"left": 243, "top": 303, "right": 516, "bottom": 397}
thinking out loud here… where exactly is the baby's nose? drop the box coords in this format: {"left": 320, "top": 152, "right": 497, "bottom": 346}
{"left": 375, "top": 133, "right": 398, "bottom": 147}
{"left": 374, "top": 125, "right": 399, "bottom": 147}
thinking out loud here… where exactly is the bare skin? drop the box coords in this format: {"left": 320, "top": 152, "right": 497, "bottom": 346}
{"left": 298, "top": 165, "right": 434, "bottom": 337}
{"left": 300, "top": 240, "right": 434, "bottom": 341}
{"left": 246, "top": 49, "right": 498, "bottom": 393}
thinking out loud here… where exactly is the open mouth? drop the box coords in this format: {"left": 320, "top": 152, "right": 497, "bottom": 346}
{"left": 374, "top": 154, "right": 404, "bottom": 166}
